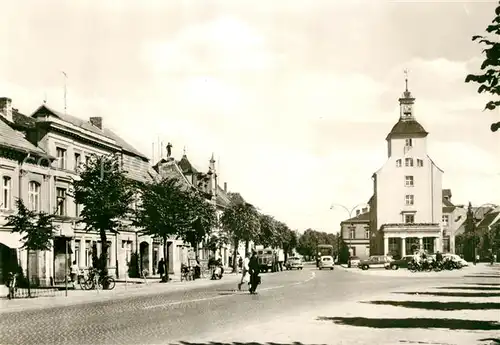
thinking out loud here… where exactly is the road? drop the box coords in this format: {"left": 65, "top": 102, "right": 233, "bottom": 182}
{"left": 0, "top": 265, "right": 482, "bottom": 345}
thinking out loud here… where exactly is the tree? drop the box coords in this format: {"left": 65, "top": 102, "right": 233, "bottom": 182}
{"left": 276, "top": 223, "right": 297, "bottom": 261}
{"left": 6, "top": 199, "right": 57, "bottom": 296}
{"left": 73, "top": 154, "right": 134, "bottom": 286}
{"left": 178, "top": 192, "right": 218, "bottom": 259}
{"left": 296, "top": 229, "right": 319, "bottom": 259}
{"left": 134, "top": 177, "right": 194, "bottom": 282}
{"left": 465, "top": 3, "right": 500, "bottom": 131}
{"left": 257, "top": 214, "right": 278, "bottom": 248}
{"left": 220, "top": 197, "right": 260, "bottom": 273}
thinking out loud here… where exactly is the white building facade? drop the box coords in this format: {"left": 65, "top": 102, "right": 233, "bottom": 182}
{"left": 370, "top": 82, "right": 444, "bottom": 257}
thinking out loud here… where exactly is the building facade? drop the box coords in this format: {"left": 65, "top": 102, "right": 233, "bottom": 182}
{"left": 369, "top": 82, "right": 444, "bottom": 257}
{"left": 441, "top": 189, "right": 466, "bottom": 254}
{"left": 340, "top": 208, "right": 371, "bottom": 260}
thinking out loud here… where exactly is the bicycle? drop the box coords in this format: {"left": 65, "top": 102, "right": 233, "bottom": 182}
{"left": 81, "top": 268, "right": 115, "bottom": 290}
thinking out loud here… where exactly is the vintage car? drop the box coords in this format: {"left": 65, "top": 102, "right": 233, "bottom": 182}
{"left": 285, "top": 256, "right": 304, "bottom": 270}
{"left": 384, "top": 255, "right": 414, "bottom": 270}
{"left": 357, "top": 255, "right": 393, "bottom": 270}
{"left": 319, "top": 256, "right": 335, "bottom": 270}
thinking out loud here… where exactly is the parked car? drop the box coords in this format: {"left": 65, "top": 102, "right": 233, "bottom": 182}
{"left": 285, "top": 256, "right": 304, "bottom": 270}
{"left": 319, "top": 256, "right": 334, "bottom": 270}
{"left": 444, "top": 254, "right": 468, "bottom": 267}
{"left": 358, "top": 255, "right": 393, "bottom": 270}
{"left": 384, "top": 255, "right": 414, "bottom": 270}
{"left": 350, "top": 256, "right": 361, "bottom": 267}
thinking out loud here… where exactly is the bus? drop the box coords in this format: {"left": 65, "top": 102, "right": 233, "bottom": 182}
{"left": 316, "top": 244, "right": 334, "bottom": 267}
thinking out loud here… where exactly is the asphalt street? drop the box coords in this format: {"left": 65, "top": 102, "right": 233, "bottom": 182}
{"left": 0, "top": 265, "right": 472, "bottom": 345}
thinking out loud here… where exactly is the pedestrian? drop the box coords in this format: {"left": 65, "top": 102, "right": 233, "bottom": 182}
{"left": 238, "top": 252, "right": 250, "bottom": 291}
{"left": 248, "top": 250, "right": 260, "bottom": 294}
{"left": 158, "top": 258, "right": 165, "bottom": 282}
{"left": 70, "top": 260, "right": 79, "bottom": 287}
{"left": 278, "top": 249, "right": 284, "bottom": 271}
{"left": 435, "top": 251, "right": 443, "bottom": 262}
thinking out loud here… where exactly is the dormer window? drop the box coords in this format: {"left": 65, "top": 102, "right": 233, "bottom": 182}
{"left": 405, "top": 158, "right": 413, "bottom": 167}
{"left": 396, "top": 159, "right": 402, "bottom": 167}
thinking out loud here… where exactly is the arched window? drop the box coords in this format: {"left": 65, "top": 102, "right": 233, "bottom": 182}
{"left": 28, "top": 181, "right": 41, "bottom": 212}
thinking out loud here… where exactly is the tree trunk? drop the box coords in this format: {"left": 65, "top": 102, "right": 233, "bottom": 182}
{"left": 163, "top": 236, "right": 169, "bottom": 282}
{"left": 232, "top": 238, "right": 239, "bottom": 273}
{"left": 99, "top": 230, "right": 110, "bottom": 289}
{"left": 26, "top": 249, "right": 31, "bottom": 298}
{"left": 244, "top": 240, "right": 249, "bottom": 254}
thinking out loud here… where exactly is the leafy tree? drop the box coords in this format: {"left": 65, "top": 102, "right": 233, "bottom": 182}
{"left": 73, "top": 154, "right": 134, "bottom": 286}
{"left": 276, "top": 223, "right": 298, "bottom": 261}
{"left": 134, "top": 177, "right": 194, "bottom": 282}
{"left": 296, "top": 229, "right": 319, "bottom": 259}
{"left": 220, "top": 196, "right": 260, "bottom": 272}
{"left": 178, "top": 191, "right": 218, "bottom": 259}
{"left": 257, "top": 214, "right": 278, "bottom": 248}
{"left": 465, "top": 3, "right": 500, "bottom": 131}
{"left": 6, "top": 199, "right": 57, "bottom": 296}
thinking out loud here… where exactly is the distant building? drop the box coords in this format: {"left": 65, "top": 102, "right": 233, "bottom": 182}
{"left": 340, "top": 207, "right": 370, "bottom": 260}
{"left": 441, "top": 189, "right": 466, "bottom": 254}
{"left": 369, "top": 81, "right": 444, "bottom": 257}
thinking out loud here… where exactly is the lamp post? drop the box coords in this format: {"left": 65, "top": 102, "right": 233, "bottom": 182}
{"left": 330, "top": 203, "right": 368, "bottom": 268}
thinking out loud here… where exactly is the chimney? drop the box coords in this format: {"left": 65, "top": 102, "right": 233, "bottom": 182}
{"left": 362, "top": 207, "right": 368, "bottom": 214}
{"left": 0, "top": 97, "right": 13, "bottom": 122}
{"left": 90, "top": 117, "right": 102, "bottom": 129}
{"left": 224, "top": 182, "right": 227, "bottom": 193}
{"left": 356, "top": 209, "right": 360, "bottom": 216}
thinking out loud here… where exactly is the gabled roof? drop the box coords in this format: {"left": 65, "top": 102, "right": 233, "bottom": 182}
{"left": 340, "top": 212, "right": 370, "bottom": 224}
{"left": 177, "top": 154, "right": 198, "bottom": 174}
{"left": 31, "top": 105, "right": 147, "bottom": 159}
{"left": 0, "top": 116, "right": 46, "bottom": 156}
{"left": 477, "top": 210, "right": 500, "bottom": 229}
{"left": 385, "top": 119, "right": 428, "bottom": 140}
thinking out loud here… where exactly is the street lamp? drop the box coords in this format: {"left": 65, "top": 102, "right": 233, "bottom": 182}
{"left": 330, "top": 202, "right": 369, "bottom": 268}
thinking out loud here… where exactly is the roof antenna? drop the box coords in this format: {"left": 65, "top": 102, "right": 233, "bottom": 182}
{"left": 61, "top": 71, "right": 67, "bottom": 115}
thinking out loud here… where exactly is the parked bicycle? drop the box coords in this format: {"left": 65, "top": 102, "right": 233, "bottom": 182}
{"left": 80, "top": 268, "right": 115, "bottom": 290}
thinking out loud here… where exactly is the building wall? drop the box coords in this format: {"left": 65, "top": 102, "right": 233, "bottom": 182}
{"left": 376, "top": 154, "right": 442, "bottom": 227}
{"left": 442, "top": 206, "right": 466, "bottom": 254}
{"left": 341, "top": 221, "right": 371, "bottom": 259}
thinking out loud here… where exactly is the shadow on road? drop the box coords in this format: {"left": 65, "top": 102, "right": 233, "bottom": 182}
{"left": 436, "top": 286, "right": 500, "bottom": 291}
{"left": 479, "top": 338, "right": 500, "bottom": 344}
{"left": 363, "top": 300, "right": 500, "bottom": 310}
{"left": 465, "top": 275, "right": 500, "bottom": 278}
{"left": 316, "top": 317, "right": 500, "bottom": 330}
{"left": 175, "top": 341, "right": 326, "bottom": 345}
{"left": 394, "top": 291, "right": 500, "bottom": 297}
{"left": 465, "top": 283, "right": 500, "bottom": 286}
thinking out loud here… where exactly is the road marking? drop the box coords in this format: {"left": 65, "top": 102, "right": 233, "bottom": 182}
{"left": 142, "top": 271, "right": 316, "bottom": 310}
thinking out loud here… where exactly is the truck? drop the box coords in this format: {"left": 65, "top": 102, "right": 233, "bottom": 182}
{"left": 256, "top": 247, "right": 276, "bottom": 273}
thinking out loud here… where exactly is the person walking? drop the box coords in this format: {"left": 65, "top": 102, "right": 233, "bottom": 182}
{"left": 70, "top": 261, "right": 79, "bottom": 288}
{"left": 238, "top": 252, "right": 250, "bottom": 291}
{"left": 158, "top": 258, "right": 165, "bottom": 282}
{"left": 278, "top": 249, "right": 284, "bottom": 271}
{"left": 248, "top": 250, "right": 260, "bottom": 294}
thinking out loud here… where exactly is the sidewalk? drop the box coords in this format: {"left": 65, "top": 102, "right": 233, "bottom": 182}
{"left": 339, "top": 262, "right": 492, "bottom": 277}
{"left": 0, "top": 272, "right": 240, "bottom": 314}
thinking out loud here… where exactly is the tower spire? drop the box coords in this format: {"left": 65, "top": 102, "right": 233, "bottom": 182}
{"left": 404, "top": 68, "right": 409, "bottom": 92}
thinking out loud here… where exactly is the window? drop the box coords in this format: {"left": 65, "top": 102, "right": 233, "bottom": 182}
{"left": 405, "top": 194, "right": 414, "bottom": 206}
{"left": 56, "top": 187, "right": 67, "bottom": 216}
{"left": 396, "top": 159, "right": 402, "bottom": 167}
{"left": 443, "top": 238, "right": 450, "bottom": 253}
{"left": 75, "top": 201, "right": 81, "bottom": 217}
{"left": 365, "top": 246, "right": 370, "bottom": 256}
{"left": 56, "top": 147, "right": 67, "bottom": 169}
{"left": 364, "top": 227, "right": 370, "bottom": 239}
{"left": 405, "top": 158, "right": 414, "bottom": 167}
{"left": 405, "top": 139, "right": 413, "bottom": 147}
{"left": 74, "top": 153, "right": 81, "bottom": 171}
{"left": 85, "top": 155, "right": 91, "bottom": 165}
{"left": 28, "top": 181, "right": 41, "bottom": 212}
{"left": 1, "top": 176, "right": 11, "bottom": 210}
{"left": 351, "top": 247, "right": 356, "bottom": 256}
{"left": 74, "top": 240, "right": 81, "bottom": 267}
{"left": 423, "top": 237, "right": 433, "bottom": 252}
{"left": 85, "top": 240, "right": 92, "bottom": 267}
{"left": 349, "top": 228, "right": 355, "bottom": 239}
{"left": 404, "top": 214, "right": 415, "bottom": 224}
{"left": 405, "top": 175, "right": 414, "bottom": 187}
{"left": 417, "top": 159, "right": 423, "bottom": 167}
{"left": 122, "top": 240, "right": 132, "bottom": 265}
{"left": 442, "top": 214, "right": 449, "bottom": 227}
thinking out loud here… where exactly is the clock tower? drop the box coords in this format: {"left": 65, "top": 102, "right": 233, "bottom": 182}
{"left": 399, "top": 71, "right": 415, "bottom": 121}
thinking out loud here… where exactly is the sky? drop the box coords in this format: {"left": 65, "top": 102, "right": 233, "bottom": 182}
{"left": 1, "top": 0, "right": 499, "bottom": 234}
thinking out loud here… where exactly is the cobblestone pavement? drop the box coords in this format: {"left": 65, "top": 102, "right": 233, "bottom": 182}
{"left": 184, "top": 264, "right": 500, "bottom": 345}
{"left": 0, "top": 266, "right": 429, "bottom": 345}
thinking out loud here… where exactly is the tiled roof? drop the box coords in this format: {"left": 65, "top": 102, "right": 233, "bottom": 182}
{"left": 12, "top": 110, "right": 36, "bottom": 129}
{"left": 341, "top": 212, "right": 370, "bottom": 224}
{"left": 177, "top": 155, "right": 198, "bottom": 174}
{"left": 121, "top": 154, "right": 154, "bottom": 183}
{"left": 216, "top": 185, "right": 231, "bottom": 207}
{"left": 31, "top": 105, "right": 147, "bottom": 159}
{"left": 477, "top": 211, "right": 500, "bottom": 229}
{"left": 0, "top": 117, "right": 46, "bottom": 156}
{"left": 386, "top": 119, "right": 428, "bottom": 140}
{"left": 443, "top": 198, "right": 454, "bottom": 207}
